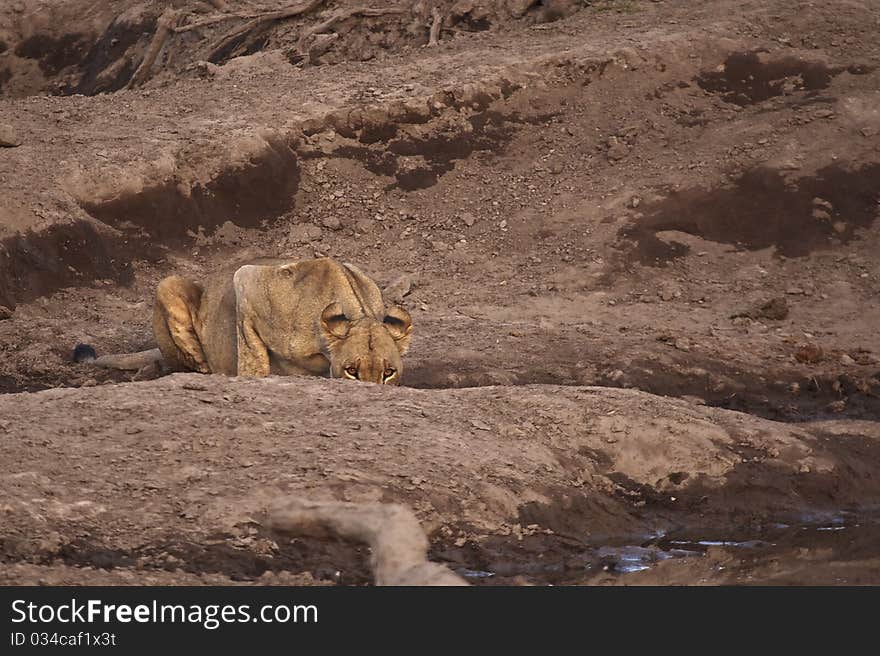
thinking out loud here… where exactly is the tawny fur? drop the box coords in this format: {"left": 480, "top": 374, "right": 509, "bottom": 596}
{"left": 89, "top": 257, "right": 413, "bottom": 384}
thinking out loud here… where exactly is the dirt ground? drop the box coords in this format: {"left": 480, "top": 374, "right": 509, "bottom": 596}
{"left": 0, "top": 0, "right": 879, "bottom": 585}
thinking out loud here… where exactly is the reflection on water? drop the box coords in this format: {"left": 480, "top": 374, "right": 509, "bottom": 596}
{"left": 454, "top": 511, "right": 880, "bottom": 584}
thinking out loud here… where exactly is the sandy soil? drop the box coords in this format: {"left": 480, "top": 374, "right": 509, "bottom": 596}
{"left": 0, "top": 0, "right": 878, "bottom": 585}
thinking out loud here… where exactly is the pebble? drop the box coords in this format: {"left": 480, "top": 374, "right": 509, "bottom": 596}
{"left": 0, "top": 123, "right": 21, "bottom": 148}
{"left": 606, "top": 137, "right": 629, "bottom": 161}
{"left": 383, "top": 274, "right": 413, "bottom": 303}
{"left": 460, "top": 212, "right": 477, "bottom": 227}
{"left": 321, "top": 216, "right": 342, "bottom": 230}
{"left": 840, "top": 354, "right": 856, "bottom": 366}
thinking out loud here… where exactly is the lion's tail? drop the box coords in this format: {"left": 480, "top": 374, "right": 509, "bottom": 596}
{"left": 73, "top": 343, "right": 163, "bottom": 371}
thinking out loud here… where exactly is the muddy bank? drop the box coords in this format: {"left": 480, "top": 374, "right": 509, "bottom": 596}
{"left": 0, "top": 374, "right": 878, "bottom": 585}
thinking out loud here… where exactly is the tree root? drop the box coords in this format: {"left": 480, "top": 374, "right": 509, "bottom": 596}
{"left": 292, "top": 6, "right": 407, "bottom": 64}
{"left": 428, "top": 7, "right": 444, "bottom": 47}
{"left": 266, "top": 498, "right": 468, "bottom": 586}
{"left": 206, "top": 0, "right": 328, "bottom": 63}
{"left": 126, "top": 7, "right": 181, "bottom": 89}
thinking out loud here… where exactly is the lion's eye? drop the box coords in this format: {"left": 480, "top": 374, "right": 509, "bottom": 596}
{"left": 383, "top": 368, "right": 396, "bottom": 379}
{"left": 344, "top": 366, "right": 359, "bottom": 379}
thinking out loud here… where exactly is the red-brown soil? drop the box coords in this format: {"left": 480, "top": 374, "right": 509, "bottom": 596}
{"left": 0, "top": 0, "right": 879, "bottom": 585}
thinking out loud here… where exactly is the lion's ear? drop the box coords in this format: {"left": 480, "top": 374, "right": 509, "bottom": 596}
{"left": 321, "top": 302, "right": 352, "bottom": 340}
{"left": 383, "top": 305, "right": 413, "bottom": 354}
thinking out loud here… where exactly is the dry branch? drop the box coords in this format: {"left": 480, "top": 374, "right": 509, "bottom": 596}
{"left": 207, "top": 0, "right": 327, "bottom": 62}
{"left": 428, "top": 7, "right": 443, "bottom": 47}
{"left": 175, "top": 12, "right": 257, "bottom": 33}
{"left": 266, "top": 498, "right": 468, "bottom": 586}
{"left": 293, "top": 6, "right": 407, "bottom": 61}
{"left": 126, "top": 7, "right": 181, "bottom": 89}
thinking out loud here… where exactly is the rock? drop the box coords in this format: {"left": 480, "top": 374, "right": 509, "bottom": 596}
{"left": 840, "top": 354, "right": 856, "bottom": 366}
{"left": 794, "top": 343, "right": 824, "bottom": 364}
{"left": 606, "top": 369, "right": 625, "bottom": 383}
{"left": 0, "top": 124, "right": 21, "bottom": 148}
{"left": 606, "top": 137, "right": 629, "bottom": 161}
{"left": 0, "top": 306, "right": 12, "bottom": 320}
{"left": 321, "top": 216, "right": 342, "bottom": 231}
{"left": 733, "top": 297, "right": 790, "bottom": 321}
{"left": 507, "top": 0, "right": 538, "bottom": 18}
{"left": 460, "top": 212, "right": 477, "bottom": 227}
{"left": 289, "top": 223, "right": 323, "bottom": 243}
{"left": 430, "top": 240, "right": 449, "bottom": 252}
{"left": 383, "top": 274, "right": 414, "bottom": 304}
{"left": 630, "top": 196, "right": 641, "bottom": 209}
{"left": 674, "top": 338, "right": 691, "bottom": 352}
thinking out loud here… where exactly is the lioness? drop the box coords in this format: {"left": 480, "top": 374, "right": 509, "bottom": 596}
{"left": 77, "top": 257, "right": 413, "bottom": 384}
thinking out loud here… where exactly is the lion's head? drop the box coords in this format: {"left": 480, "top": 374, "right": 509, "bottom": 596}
{"left": 320, "top": 302, "right": 413, "bottom": 385}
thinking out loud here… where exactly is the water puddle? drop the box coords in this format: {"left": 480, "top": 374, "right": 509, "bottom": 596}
{"left": 459, "top": 511, "right": 880, "bottom": 584}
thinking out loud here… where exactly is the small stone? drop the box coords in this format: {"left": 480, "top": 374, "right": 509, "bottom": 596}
{"left": 794, "top": 343, "right": 824, "bottom": 364}
{"left": 736, "top": 297, "right": 789, "bottom": 321}
{"left": 321, "top": 216, "right": 342, "bottom": 230}
{"left": 0, "top": 305, "right": 12, "bottom": 320}
{"left": 606, "top": 137, "right": 629, "bottom": 161}
{"left": 674, "top": 338, "right": 690, "bottom": 352}
{"left": 289, "top": 223, "right": 323, "bottom": 243}
{"left": 460, "top": 212, "right": 477, "bottom": 227}
{"left": 0, "top": 123, "right": 21, "bottom": 148}
{"left": 607, "top": 369, "right": 625, "bottom": 383}
{"left": 630, "top": 196, "right": 641, "bottom": 209}
{"left": 840, "top": 354, "right": 856, "bottom": 366}
{"left": 383, "top": 274, "right": 413, "bottom": 304}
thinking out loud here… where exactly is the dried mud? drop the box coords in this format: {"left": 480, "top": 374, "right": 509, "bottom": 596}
{"left": 0, "top": 0, "right": 879, "bottom": 585}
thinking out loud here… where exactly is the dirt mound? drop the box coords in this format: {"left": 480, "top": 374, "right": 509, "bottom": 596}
{"left": 1, "top": 374, "right": 878, "bottom": 585}
{"left": 0, "top": 0, "right": 585, "bottom": 98}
